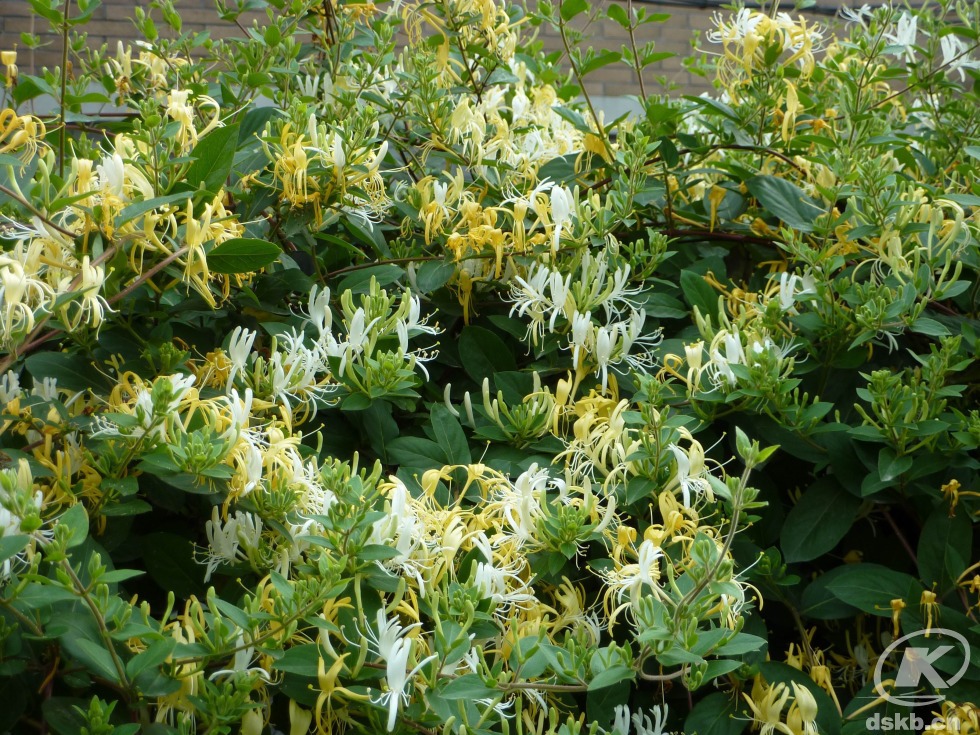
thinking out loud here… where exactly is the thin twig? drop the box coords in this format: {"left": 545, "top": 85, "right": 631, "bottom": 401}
{"left": 626, "top": 0, "right": 648, "bottom": 102}
{"left": 0, "top": 183, "right": 77, "bottom": 239}
{"left": 108, "top": 246, "right": 189, "bottom": 305}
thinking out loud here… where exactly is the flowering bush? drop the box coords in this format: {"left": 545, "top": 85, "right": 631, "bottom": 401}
{"left": 0, "top": 0, "right": 978, "bottom": 733}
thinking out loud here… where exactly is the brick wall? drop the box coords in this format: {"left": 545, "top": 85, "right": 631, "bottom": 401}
{"left": 13, "top": 0, "right": 865, "bottom": 102}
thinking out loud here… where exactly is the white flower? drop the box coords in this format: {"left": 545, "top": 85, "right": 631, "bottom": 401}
{"left": 368, "top": 610, "right": 438, "bottom": 732}
{"left": 839, "top": 4, "right": 872, "bottom": 27}
{"left": 208, "top": 633, "right": 272, "bottom": 682}
{"left": 595, "top": 326, "right": 615, "bottom": 392}
{"left": 0, "top": 370, "right": 21, "bottom": 403}
{"left": 96, "top": 153, "right": 126, "bottom": 199}
{"left": 499, "top": 464, "right": 550, "bottom": 544}
{"left": 202, "top": 507, "right": 262, "bottom": 581}
{"left": 612, "top": 705, "right": 631, "bottom": 735}
{"left": 307, "top": 285, "right": 332, "bottom": 340}
{"left": 550, "top": 185, "right": 574, "bottom": 252}
{"left": 884, "top": 13, "right": 917, "bottom": 64}
{"left": 633, "top": 704, "right": 671, "bottom": 735}
{"left": 570, "top": 310, "right": 592, "bottom": 370}
{"left": 226, "top": 327, "right": 257, "bottom": 392}
{"left": 940, "top": 34, "right": 980, "bottom": 81}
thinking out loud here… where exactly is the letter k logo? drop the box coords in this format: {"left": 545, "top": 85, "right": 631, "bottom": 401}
{"left": 895, "top": 646, "right": 953, "bottom": 689}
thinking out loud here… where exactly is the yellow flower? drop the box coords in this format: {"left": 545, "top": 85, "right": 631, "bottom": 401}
{"left": 890, "top": 598, "right": 906, "bottom": 638}
{"left": 0, "top": 108, "right": 46, "bottom": 164}
{"left": 782, "top": 82, "right": 800, "bottom": 143}
{"left": 166, "top": 89, "right": 222, "bottom": 153}
{"left": 180, "top": 198, "right": 217, "bottom": 308}
{"left": 2, "top": 51, "right": 17, "bottom": 87}
{"left": 786, "top": 682, "right": 818, "bottom": 735}
{"left": 920, "top": 589, "right": 940, "bottom": 636}
{"left": 742, "top": 680, "right": 794, "bottom": 735}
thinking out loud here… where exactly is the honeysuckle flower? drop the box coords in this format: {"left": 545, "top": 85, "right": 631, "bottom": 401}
{"left": 786, "top": 683, "right": 819, "bottom": 735}
{"left": 704, "top": 329, "right": 745, "bottom": 389}
{"left": 939, "top": 34, "right": 980, "bottom": 81}
{"left": 550, "top": 184, "right": 574, "bottom": 252}
{"left": 468, "top": 532, "right": 536, "bottom": 614}
{"left": 742, "top": 681, "right": 794, "bottom": 735}
{"left": 202, "top": 506, "right": 263, "bottom": 581}
{"left": 362, "top": 609, "right": 438, "bottom": 732}
{"left": 0, "top": 460, "right": 45, "bottom": 581}
{"left": 226, "top": 327, "right": 257, "bottom": 393}
{"left": 0, "top": 109, "right": 46, "bottom": 164}
{"left": 633, "top": 704, "right": 673, "bottom": 735}
{"left": 494, "top": 463, "right": 550, "bottom": 545}
{"left": 57, "top": 256, "right": 113, "bottom": 332}
{"left": 570, "top": 310, "right": 592, "bottom": 370}
{"left": 600, "top": 538, "right": 666, "bottom": 628}
{"left": 0, "top": 256, "right": 53, "bottom": 344}
{"left": 839, "top": 4, "right": 873, "bottom": 27}
{"left": 884, "top": 13, "right": 918, "bottom": 64}
{"left": 2, "top": 51, "right": 17, "bottom": 87}
{"left": 612, "top": 705, "right": 631, "bottom": 735}
{"left": 166, "top": 88, "right": 222, "bottom": 152}
{"left": 208, "top": 633, "right": 272, "bottom": 682}
{"left": 667, "top": 443, "right": 711, "bottom": 508}
{"left": 595, "top": 325, "right": 615, "bottom": 391}
{"left": 0, "top": 370, "right": 20, "bottom": 404}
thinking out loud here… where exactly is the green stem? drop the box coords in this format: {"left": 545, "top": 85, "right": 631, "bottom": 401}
{"left": 58, "top": 0, "right": 73, "bottom": 179}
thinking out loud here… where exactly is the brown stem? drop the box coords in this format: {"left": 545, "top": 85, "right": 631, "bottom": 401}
{"left": 882, "top": 509, "right": 917, "bottom": 567}
{"left": 0, "top": 183, "right": 77, "bottom": 239}
{"left": 626, "top": 0, "right": 647, "bottom": 102}
{"left": 108, "top": 246, "right": 189, "bottom": 305}
{"left": 58, "top": 0, "right": 73, "bottom": 179}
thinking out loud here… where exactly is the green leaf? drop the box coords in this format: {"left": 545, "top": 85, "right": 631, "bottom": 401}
{"left": 71, "top": 637, "right": 121, "bottom": 682}
{"left": 877, "top": 447, "right": 913, "bottom": 482}
{"left": 587, "top": 664, "right": 633, "bottom": 691}
{"left": 458, "top": 326, "right": 517, "bottom": 384}
{"left": 126, "top": 638, "right": 177, "bottom": 679}
{"left": 59, "top": 503, "right": 89, "bottom": 549}
{"left": 358, "top": 544, "right": 402, "bottom": 561}
{"left": 607, "top": 3, "right": 630, "bottom": 27}
{"left": 712, "top": 632, "right": 766, "bottom": 656}
{"left": 25, "top": 351, "right": 111, "bottom": 392}
{"left": 680, "top": 270, "right": 719, "bottom": 321}
{"left": 441, "top": 674, "right": 498, "bottom": 700}
{"left": 41, "top": 698, "right": 90, "bottom": 735}
{"left": 336, "top": 264, "right": 404, "bottom": 294}
{"left": 387, "top": 436, "right": 447, "bottom": 470}
{"left": 780, "top": 478, "right": 861, "bottom": 563}
{"left": 99, "top": 568, "right": 145, "bottom": 584}
{"left": 207, "top": 238, "right": 281, "bottom": 274}
{"left": 800, "top": 565, "right": 861, "bottom": 620}
{"left": 0, "top": 535, "right": 29, "bottom": 564}
{"left": 684, "top": 692, "right": 745, "bottom": 735}
{"left": 580, "top": 50, "right": 622, "bottom": 76}
{"left": 185, "top": 123, "right": 240, "bottom": 193}
{"left": 415, "top": 261, "right": 455, "bottom": 293}
{"left": 560, "top": 0, "right": 588, "bottom": 21}
{"left": 273, "top": 643, "right": 321, "bottom": 676}
{"left": 429, "top": 403, "right": 471, "bottom": 466}
{"left": 910, "top": 316, "right": 951, "bottom": 337}
{"left": 825, "top": 564, "right": 922, "bottom": 616}
{"left": 918, "top": 507, "right": 971, "bottom": 593}
{"left": 746, "top": 175, "right": 823, "bottom": 232}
